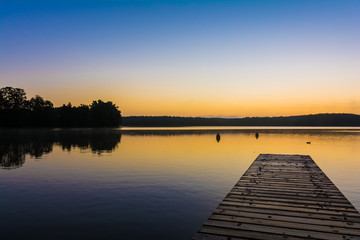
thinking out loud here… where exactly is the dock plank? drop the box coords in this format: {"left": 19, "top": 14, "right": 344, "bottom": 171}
{"left": 193, "top": 154, "right": 360, "bottom": 240}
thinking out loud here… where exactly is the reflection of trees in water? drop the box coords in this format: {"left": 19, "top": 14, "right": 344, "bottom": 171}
{"left": 56, "top": 131, "right": 121, "bottom": 155}
{"left": 3, "top": 129, "right": 356, "bottom": 170}
{"left": 0, "top": 132, "right": 53, "bottom": 169}
{"left": 0, "top": 130, "right": 122, "bottom": 170}
{"left": 1, "top": 145, "right": 26, "bottom": 170}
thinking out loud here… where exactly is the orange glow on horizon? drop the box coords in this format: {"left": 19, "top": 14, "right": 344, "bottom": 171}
{"left": 25, "top": 86, "right": 360, "bottom": 117}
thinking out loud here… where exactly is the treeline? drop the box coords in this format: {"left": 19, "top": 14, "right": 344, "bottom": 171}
{"left": 0, "top": 87, "right": 122, "bottom": 128}
{"left": 123, "top": 114, "right": 360, "bottom": 126}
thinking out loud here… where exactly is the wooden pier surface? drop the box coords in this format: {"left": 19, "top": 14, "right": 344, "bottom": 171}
{"left": 193, "top": 154, "right": 360, "bottom": 240}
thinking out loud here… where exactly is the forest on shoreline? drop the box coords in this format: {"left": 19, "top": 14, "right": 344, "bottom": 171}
{"left": 2, "top": 86, "right": 360, "bottom": 128}
{"left": 123, "top": 114, "right": 360, "bottom": 127}
{"left": 0, "top": 87, "right": 121, "bottom": 127}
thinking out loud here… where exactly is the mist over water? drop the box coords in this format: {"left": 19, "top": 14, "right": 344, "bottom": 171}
{"left": 1, "top": 128, "right": 359, "bottom": 239}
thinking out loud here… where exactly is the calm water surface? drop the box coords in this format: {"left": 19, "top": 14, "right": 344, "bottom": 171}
{"left": 1, "top": 128, "right": 360, "bottom": 239}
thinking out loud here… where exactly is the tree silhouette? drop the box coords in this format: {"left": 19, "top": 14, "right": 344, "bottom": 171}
{"left": 0, "top": 87, "right": 30, "bottom": 127}
{"left": 0, "top": 87, "right": 27, "bottom": 110}
{"left": 0, "top": 87, "right": 122, "bottom": 128}
{"left": 28, "top": 95, "right": 55, "bottom": 127}
{"left": 29, "top": 95, "right": 53, "bottom": 111}
{"left": 90, "top": 100, "right": 121, "bottom": 127}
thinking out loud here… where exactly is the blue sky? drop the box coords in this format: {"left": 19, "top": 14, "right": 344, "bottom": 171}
{"left": 1, "top": 0, "right": 359, "bottom": 116}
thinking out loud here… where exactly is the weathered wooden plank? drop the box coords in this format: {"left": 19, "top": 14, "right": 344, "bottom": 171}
{"left": 233, "top": 184, "right": 343, "bottom": 193}
{"left": 224, "top": 196, "right": 355, "bottom": 210}
{"left": 198, "top": 225, "right": 309, "bottom": 240}
{"left": 212, "top": 208, "right": 360, "bottom": 229}
{"left": 222, "top": 199, "right": 357, "bottom": 214}
{"left": 226, "top": 194, "right": 354, "bottom": 207}
{"left": 238, "top": 179, "right": 335, "bottom": 186}
{"left": 209, "top": 214, "right": 360, "bottom": 236}
{"left": 232, "top": 186, "right": 346, "bottom": 197}
{"left": 203, "top": 219, "right": 358, "bottom": 240}
{"left": 220, "top": 200, "right": 360, "bottom": 216}
{"left": 218, "top": 205, "right": 360, "bottom": 223}
{"left": 193, "top": 154, "right": 360, "bottom": 240}
{"left": 236, "top": 182, "right": 339, "bottom": 190}
{"left": 230, "top": 188, "right": 348, "bottom": 201}
{"left": 240, "top": 176, "right": 332, "bottom": 182}
{"left": 193, "top": 232, "right": 249, "bottom": 240}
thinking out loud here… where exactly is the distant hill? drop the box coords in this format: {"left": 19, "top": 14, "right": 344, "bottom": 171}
{"left": 122, "top": 114, "right": 360, "bottom": 127}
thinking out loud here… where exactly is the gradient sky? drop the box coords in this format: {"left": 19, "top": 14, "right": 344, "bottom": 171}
{"left": 1, "top": 0, "right": 359, "bottom": 117}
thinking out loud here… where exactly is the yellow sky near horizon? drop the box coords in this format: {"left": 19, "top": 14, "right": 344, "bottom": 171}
{"left": 21, "top": 82, "right": 360, "bottom": 117}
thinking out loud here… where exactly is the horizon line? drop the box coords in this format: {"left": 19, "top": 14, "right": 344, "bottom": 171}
{"left": 122, "top": 113, "right": 360, "bottom": 119}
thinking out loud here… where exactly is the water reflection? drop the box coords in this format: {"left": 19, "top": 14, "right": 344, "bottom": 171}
{"left": 0, "top": 130, "right": 122, "bottom": 169}
{"left": 56, "top": 130, "right": 121, "bottom": 154}
{"left": 1, "top": 128, "right": 359, "bottom": 170}
{"left": 1, "top": 145, "right": 25, "bottom": 170}
{"left": 0, "top": 128, "right": 359, "bottom": 240}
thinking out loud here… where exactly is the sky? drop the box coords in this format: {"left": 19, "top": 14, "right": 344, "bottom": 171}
{"left": 1, "top": 0, "right": 359, "bottom": 117}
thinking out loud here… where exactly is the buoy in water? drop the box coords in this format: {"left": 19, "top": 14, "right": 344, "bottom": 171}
{"left": 216, "top": 133, "right": 221, "bottom": 143}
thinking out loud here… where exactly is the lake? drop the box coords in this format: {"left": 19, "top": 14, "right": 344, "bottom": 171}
{"left": 1, "top": 128, "right": 360, "bottom": 239}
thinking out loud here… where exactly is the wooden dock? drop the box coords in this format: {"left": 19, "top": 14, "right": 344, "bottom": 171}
{"left": 193, "top": 154, "right": 360, "bottom": 240}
